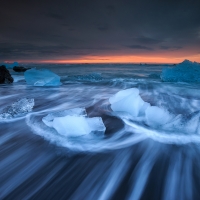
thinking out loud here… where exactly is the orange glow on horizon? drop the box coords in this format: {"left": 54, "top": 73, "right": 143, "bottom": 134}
{"left": 5, "top": 54, "right": 200, "bottom": 64}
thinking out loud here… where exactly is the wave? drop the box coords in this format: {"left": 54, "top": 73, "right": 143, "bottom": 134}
{"left": 25, "top": 85, "right": 200, "bottom": 153}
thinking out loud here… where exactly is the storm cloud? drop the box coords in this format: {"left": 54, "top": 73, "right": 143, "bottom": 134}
{"left": 0, "top": 0, "right": 200, "bottom": 62}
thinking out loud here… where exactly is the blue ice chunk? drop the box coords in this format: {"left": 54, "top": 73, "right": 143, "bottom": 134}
{"left": 161, "top": 60, "right": 200, "bottom": 82}
{"left": 145, "top": 106, "right": 173, "bottom": 127}
{"left": 42, "top": 108, "right": 106, "bottom": 137}
{"left": 109, "top": 88, "right": 150, "bottom": 117}
{"left": 24, "top": 68, "right": 61, "bottom": 86}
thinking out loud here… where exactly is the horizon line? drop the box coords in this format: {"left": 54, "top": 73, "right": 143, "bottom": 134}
{"left": 2, "top": 55, "right": 200, "bottom": 65}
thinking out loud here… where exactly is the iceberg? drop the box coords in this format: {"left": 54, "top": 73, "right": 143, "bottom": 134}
{"left": 145, "top": 106, "right": 173, "bottom": 127}
{"left": 42, "top": 108, "right": 106, "bottom": 137}
{"left": 109, "top": 88, "right": 150, "bottom": 117}
{"left": 161, "top": 60, "right": 200, "bottom": 82}
{"left": 0, "top": 62, "right": 19, "bottom": 69}
{"left": 0, "top": 98, "right": 34, "bottom": 119}
{"left": 109, "top": 88, "right": 200, "bottom": 133}
{"left": 109, "top": 88, "right": 175, "bottom": 128}
{"left": 24, "top": 68, "right": 61, "bottom": 86}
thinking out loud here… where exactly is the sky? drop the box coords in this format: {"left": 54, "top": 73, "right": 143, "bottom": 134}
{"left": 1, "top": 0, "right": 200, "bottom": 63}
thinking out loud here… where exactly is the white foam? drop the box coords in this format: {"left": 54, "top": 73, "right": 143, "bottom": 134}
{"left": 123, "top": 119, "right": 200, "bottom": 145}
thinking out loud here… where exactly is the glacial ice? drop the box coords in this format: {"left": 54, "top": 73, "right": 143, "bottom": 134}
{"left": 109, "top": 88, "right": 150, "bottom": 117}
{"left": 24, "top": 68, "right": 61, "bottom": 86}
{"left": 161, "top": 60, "right": 200, "bottom": 82}
{"left": 42, "top": 108, "right": 87, "bottom": 127}
{"left": 109, "top": 88, "right": 200, "bottom": 134}
{"left": 109, "top": 88, "right": 174, "bottom": 128}
{"left": 145, "top": 106, "right": 173, "bottom": 127}
{"left": 42, "top": 108, "right": 106, "bottom": 137}
{"left": 0, "top": 98, "right": 34, "bottom": 119}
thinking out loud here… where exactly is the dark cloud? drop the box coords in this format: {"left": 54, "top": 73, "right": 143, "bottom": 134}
{"left": 0, "top": 42, "right": 72, "bottom": 60}
{"left": 0, "top": 0, "right": 200, "bottom": 61}
{"left": 97, "top": 24, "right": 109, "bottom": 31}
{"left": 135, "top": 37, "right": 161, "bottom": 45}
{"left": 160, "top": 46, "right": 182, "bottom": 50}
{"left": 46, "top": 13, "right": 66, "bottom": 20}
{"left": 106, "top": 5, "right": 116, "bottom": 16}
{"left": 127, "top": 45, "right": 153, "bottom": 51}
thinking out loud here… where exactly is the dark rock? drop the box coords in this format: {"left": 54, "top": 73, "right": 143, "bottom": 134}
{"left": 0, "top": 65, "right": 14, "bottom": 84}
{"left": 13, "top": 66, "right": 30, "bottom": 72}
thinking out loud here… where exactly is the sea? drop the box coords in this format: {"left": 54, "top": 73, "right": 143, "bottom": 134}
{"left": 1, "top": 63, "right": 200, "bottom": 200}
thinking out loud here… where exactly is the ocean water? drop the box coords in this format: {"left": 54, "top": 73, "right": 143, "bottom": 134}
{"left": 1, "top": 63, "right": 200, "bottom": 200}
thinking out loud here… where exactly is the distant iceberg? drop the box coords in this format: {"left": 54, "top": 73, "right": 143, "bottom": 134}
{"left": 161, "top": 60, "right": 200, "bottom": 82}
{"left": 0, "top": 62, "right": 19, "bottom": 69}
{"left": 42, "top": 108, "right": 106, "bottom": 137}
{"left": 24, "top": 68, "right": 61, "bottom": 86}
{"left": 0, "top": 98, "right": 34, "bottom": 119}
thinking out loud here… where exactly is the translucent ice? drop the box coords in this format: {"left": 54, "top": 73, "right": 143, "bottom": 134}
{"left": 161, "top": 60, "right": 200, "bottom": 82}
{"left": 42, "top": 108, "right": 87, "bottom": 127}
{"left": 145, "top": 106, "right": 173, "bottom": 127}
{"left": 24, "top": 68, "right": 61, "bottom": 86}
{"left": 109, "top": 88, "right": 174, "bottom": 128}
{"left": 110, "top": 88, "right": 200, "bottom": 134}
{"left": 109, "top": 88, "right": 150, "bottom": 117}
{"left": 0, "top": 98, "right": 34, "bottom": 119}
{"left": 42, "top": 108, "right": 106, "bottom": 137}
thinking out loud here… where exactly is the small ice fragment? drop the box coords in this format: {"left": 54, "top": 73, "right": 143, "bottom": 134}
{"left": 145, "top": 106, "right": 173, "bottom": 127}
{"left": 109, "top": 88, "right": 150, "bottom": 117}
{"left": 42, "top": 108, "right": 106, "bottom": 137}
{"left": 24, "top": 68, "right": 61, "bottom": 86}
{"left": 161, "top": 59, "right": 200, "bottom": 82}
{"left": 0, "top": 98, "right": 34, "bottom": 119}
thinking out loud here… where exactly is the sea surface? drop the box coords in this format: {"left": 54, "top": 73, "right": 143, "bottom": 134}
{"left": 1, "top": 63, "right": 200, "bottom": 200}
